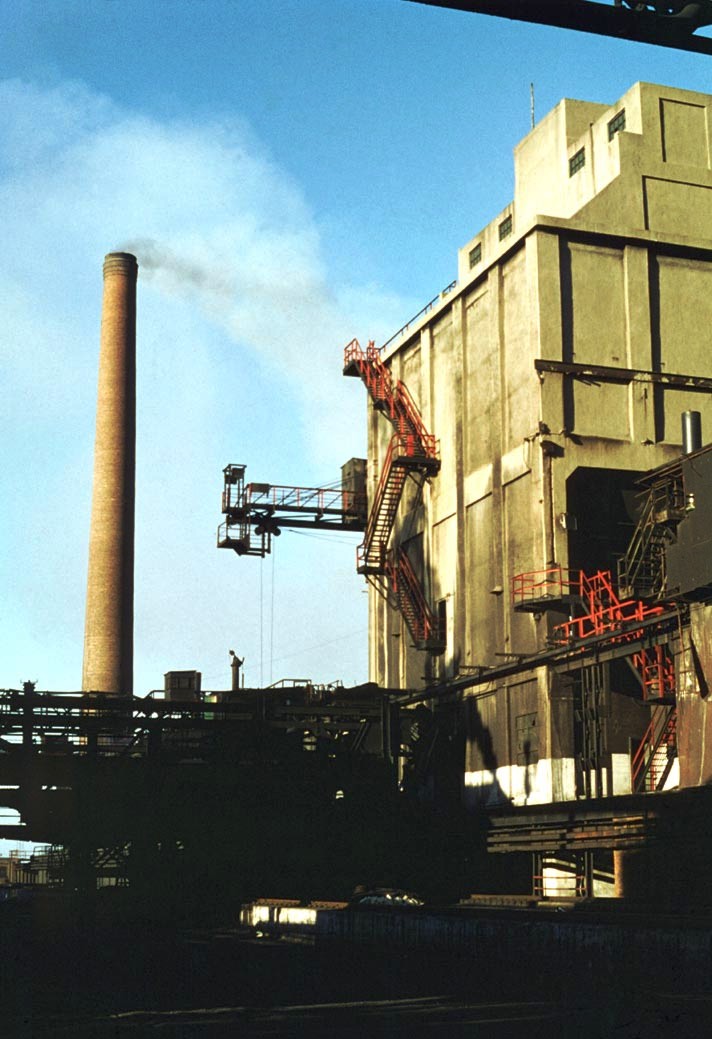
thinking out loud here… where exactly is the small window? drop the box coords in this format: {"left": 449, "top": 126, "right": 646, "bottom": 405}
{"left": 608, "top": 109, "right": 626, "bottom": 141}
{"left": 498, "top": 215, "right": 513, "bottom": 241}
{"left": 437, "top": 599, "right": 447, "bottom": 646}
{"left": 468, "top": 242, "right": 482, "bottom": 268}
{"left": 569, "top": 147, "right": 585, "bottom": 177}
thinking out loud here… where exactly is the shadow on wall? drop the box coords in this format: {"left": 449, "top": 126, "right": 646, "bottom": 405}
{"left": 523, "top": 739, "right": 533, "bottom": 801}
{"left": 399, "top": 698, "right": 466, "bottom": 809}
{"left": 462, "top": 697, "right": 510, "bottom": 809}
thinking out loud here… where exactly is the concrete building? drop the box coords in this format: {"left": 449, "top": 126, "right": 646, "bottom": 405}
{"left": 355, "top": 82, "right": 712, "bottom": 853}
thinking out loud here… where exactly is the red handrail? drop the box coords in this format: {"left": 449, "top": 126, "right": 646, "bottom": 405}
{"left": 344, "top": 339, "right": 438, "bottom": 461}
{"left": 385, "top": 548, "right": 442, "bottom": 646}
{"left": 552, "top": 570, "right": 666, "bottom": 643}
{"left": 511, "top": 566, "right": 584, "bottom": 605}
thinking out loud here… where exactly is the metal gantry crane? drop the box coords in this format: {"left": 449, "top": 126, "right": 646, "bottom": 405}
{"left": 217, "top": 463, "right": 367, "bottom": 557}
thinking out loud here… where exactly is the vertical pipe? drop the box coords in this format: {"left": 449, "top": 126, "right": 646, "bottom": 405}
{"left": 682, "top": 410, "right": 702, "bottom": 455}
{"left": 82, "top": 252, "right": 138, "bottom": 695}
{"left": 541, "top": 442, "right": 558, "bottom": 567}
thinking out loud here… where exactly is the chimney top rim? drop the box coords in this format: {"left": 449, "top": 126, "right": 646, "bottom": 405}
{"left": 103, "top": 252, "right": 138, "bottom": 275}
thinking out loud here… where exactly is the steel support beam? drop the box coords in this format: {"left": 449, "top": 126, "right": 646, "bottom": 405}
{"left": 396, "top": 609, "right": 683, "bottom": 705}
{"left": 405, "top": 1, "right": 712, "bottom": 55}
{"left": 535, "top": 358, "right": 712, "bottom": 393}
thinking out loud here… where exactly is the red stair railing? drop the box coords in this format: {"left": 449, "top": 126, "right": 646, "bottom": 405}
{"left": 553, "top": 571, "right": 666, "bottom": 643}
{"left": 632, "top": 644, "right": 676, "bottom": 701}
{"left": 346, "top": 338, "right": 442, "bottom": 645}
{"left": 357, "top": 435, "right": 409, "bottom": 574}
{"left": 385, "top": 548, "right": 444, "bottom": 650}
{"left": 631, "top": 706, "right": 677, "bottom": 792}
{"left": 344, "top": 339, "right": 438, "bottom": 462}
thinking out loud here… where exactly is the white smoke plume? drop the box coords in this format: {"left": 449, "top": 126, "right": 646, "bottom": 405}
{"left": 0, "top": 77, "right": 412, "bottom": 700}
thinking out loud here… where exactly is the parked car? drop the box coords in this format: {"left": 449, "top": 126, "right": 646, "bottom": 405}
{"left": 348, "top": 888, "right": 424, "bottom": 908}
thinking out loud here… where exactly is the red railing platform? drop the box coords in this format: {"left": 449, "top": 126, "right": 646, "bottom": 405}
{"left": 511, "top": 566, "right": 584, "bottom": 612}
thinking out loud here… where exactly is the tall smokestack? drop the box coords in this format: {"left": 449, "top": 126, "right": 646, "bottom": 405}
{"left": 82, "top": 252, "right": 138, "bottom": 695}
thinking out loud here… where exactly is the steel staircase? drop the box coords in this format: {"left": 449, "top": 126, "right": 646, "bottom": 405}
{"left": 344, "top": 339, "right": 440, "bottom": 461}
{"left": 548, "top": 568, "right": 679, "bottom": 791}
{"left": 582, "top": 573, "right": 679, "bottom": 790}
{"left": 617, "top": 490, "right": 658, "bottom": 598}
{"left": 617, "top": 473, "right": 685, "bottom": 600}
{"left": 358, "top": 435, "right": 411, "bottom": 573}
{"left": 385, "top": 547, "right": 445, "bottom": 651}
{"left": 631, "top": 639, "right": 677, "bottom": 791}
{"left": 344, "top": 338, "right": 443, "bottom": 652}
{"left": 632, "top": 643, "right": 676, "bottom": 701}
{"left": 631, "top": 704, "right": 677, "bottom": 793}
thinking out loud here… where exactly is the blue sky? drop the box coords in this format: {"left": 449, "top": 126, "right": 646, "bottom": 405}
{"left": 2, "top": 0, "right": 712, "bottom": 717}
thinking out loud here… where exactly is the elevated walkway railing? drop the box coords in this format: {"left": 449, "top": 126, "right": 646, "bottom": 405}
{"left": 511, "top": 566, "right": 584, "bottom": 610}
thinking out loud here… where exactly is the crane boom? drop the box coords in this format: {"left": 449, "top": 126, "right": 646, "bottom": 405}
{"left": 405, "top": 1, "right": 712, "bottom": 55}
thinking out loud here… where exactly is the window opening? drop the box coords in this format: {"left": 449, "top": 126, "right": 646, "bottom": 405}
{"left": 437, "top": 599, "right": 447, "bottom": 647}
{"left": 608, "top": 109, "right": 626, "bottom": 141}
{"left": 569, "top": 147, "right": 586, "bottom": 176}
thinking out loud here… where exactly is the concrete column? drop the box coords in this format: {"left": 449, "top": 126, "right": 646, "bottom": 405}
{"left": 613, "top": 848, "right": 652, "bottom": 900}
{"left": 82, "top": 253, "right": 138, "bottom": 695}
{"left": 451, "top": 296, "right": 467, "bottom": 675}
{"left": 613, "top": 849, "right": 627, "bottom": 898}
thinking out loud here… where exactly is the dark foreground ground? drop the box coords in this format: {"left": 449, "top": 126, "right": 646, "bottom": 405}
{"left": 2, "top": 894, "right": 712, "bottom": 1038}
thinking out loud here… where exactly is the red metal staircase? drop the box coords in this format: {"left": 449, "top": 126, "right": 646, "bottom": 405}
{"left": 344, "top": 339, "right": 440, "bottom": 460}
{"left": 630, "top": 640, "right": 678, "bottom": 792}
{"left": 632, "top": 643, "right": 676, "bottom": 701}
{"left": 344, "top": 339, "right": 443, "bottom": 652}
{"left": 357, "top": 435, "right": 411, "bottom": 573}
{"left": 631, "top": 704, "right": 677, "bottom": 793}
{"left": 385, "top": 547, "right": 445, "bottom": 652}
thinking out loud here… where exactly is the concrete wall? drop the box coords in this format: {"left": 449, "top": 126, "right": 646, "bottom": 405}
{"left": 320, "top": 905, "right": 712, "bottom": 995}
{"left": 367, "top": 82, "right": 712, "bottom": 809}
{"left": 244, "top": 901, "right": 712, "bottom": 993}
